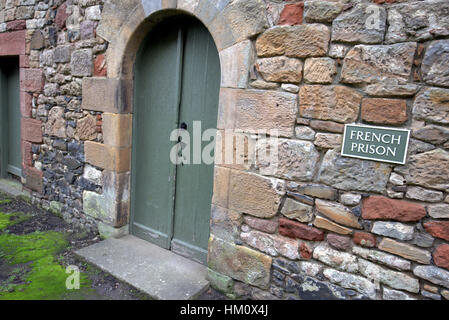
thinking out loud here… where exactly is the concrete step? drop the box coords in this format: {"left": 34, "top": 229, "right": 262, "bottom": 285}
{"left": 75, "top": 235, "right": 210, "bottom": 300}
{"left": 0, "top": 178, "right": 30, "bottom": 199}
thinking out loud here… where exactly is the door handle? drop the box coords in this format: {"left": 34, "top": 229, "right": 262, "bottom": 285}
{"left": 180, "top": 122, "right": 187, "bottom": 130}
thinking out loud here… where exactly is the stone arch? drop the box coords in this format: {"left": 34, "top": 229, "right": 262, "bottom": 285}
{"left": 81, "top": 0, "right": 268, "bottom": 239}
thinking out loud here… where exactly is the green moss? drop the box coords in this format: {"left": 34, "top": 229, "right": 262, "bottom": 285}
{"left": 0, "top": 199, "right": 12, "bottom": 205}
{"left": 0, "top": 231, "right": 93, "bottom": 300}
{"left": 0, "top": 211, "right": 31, "bottom": 231}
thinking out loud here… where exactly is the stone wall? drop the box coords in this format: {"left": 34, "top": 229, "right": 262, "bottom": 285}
{"left": 0, "top": 0, "right": 448, "bottom": 300}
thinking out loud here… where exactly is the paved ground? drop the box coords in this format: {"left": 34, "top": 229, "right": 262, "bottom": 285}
{"left": 0, "top": 191, "right": 226, "bottom": 300}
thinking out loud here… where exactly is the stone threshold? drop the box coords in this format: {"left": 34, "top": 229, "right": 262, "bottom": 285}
{"left": 0, "top": 178, "right": 30, "bottom": 199}
{"left": 75, "top": 235, "right": 210, "bottom": 300}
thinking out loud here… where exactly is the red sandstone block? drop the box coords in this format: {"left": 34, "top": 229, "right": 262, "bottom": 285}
{"left": 21, "top": 140, "right": 33, "bottom": 167}
{"left": 278, "top": 3, "right": 304, "bottom": 25}
{"left": 424, "top": 221, "right": 449, "bottom": 242}
{"left": 362, "top": 196, "right": 426, "bottom": 222}
{"left": 6, "top": 20, "right": 26, "bottom": 31}
{"left": 20, "top": 91, "right": 32, "bottom": 117}
{"left": 434, "top": 244, "right": 449, "bottom": 270}
{"left": 0, "top": 30, "right": 26, "bottom": 55}
{"left": 20, "top": 68, "right": 44, "bottom": 93}
{"left": 94, "top": 54, "right": 107, "bottom": 77}
{"left": 19, "top": 54, "right": 29, "bottom": 68}
{"left": 279, "top": 218, "right": 325, "bottom": 241}
{"left": 353, "top": 232, "right": 376, "bottom": 248}
{"left": 21, "top": 118, "right": 42, "bottom": 143}
{"left": 23, "top": 165, "right": 43, "bottom": 193}
{"left": 299, "top": 242, "right": 312, "bottom": 259}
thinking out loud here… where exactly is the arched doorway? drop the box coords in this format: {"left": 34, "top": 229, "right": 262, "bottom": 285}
{"left": 130, "top": 15, "right": 221, "bottom": 265}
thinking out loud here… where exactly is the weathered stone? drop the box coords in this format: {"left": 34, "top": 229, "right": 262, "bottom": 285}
{"left": 279, "top": 218, "right": 325, "bottom": 241}
{"left": 371, "top": 222, "right": 414, "bottom": 241}
{"left": 413, "top": 265, "right": 449, "bottom": 289}
{"left": 76, "top": 114, "right": 97, "bottom": 141}
{"left": 328, "top": 43, "right": 349, "bottom": 59}
{"left": 332, "top": 3, "right": 386, "bottom": 44}
{"left": 314, "top": 133, "right": 342, "bottom": 150}
{"left": 55, "top": 2, "right": 69, "bottom": 29}
{"left": 428, "top": 204, "right": 449, "bottom": 219}
{"left": 102, "top": 113, "right": 132, "bottom": 147}
{"left": 424, "top": 221, "right": 449, "bottom": 241}
{"left": 395, "top": 149, "right": 449, "bottom": 192}
{"left": 413, "top": 125, "right": 449, "bottom": 145}
{"left": 243, "top": 216, "right": 277, "bottom": 234}
{"left": 207, "top": 268, "right": 234, "bottom": 294}
{"left": 299, "top": 261, "right": 322, "bottom": 277}
{"left": 353, "top": 246, "right": 411, "bottom": 271}
{"left": 422, "top": 40, "right": 449, "bottom": 87}
{"left": 282, "top": 84, "right": 299, "bottom": 93}
{"left": 30, "top": 30, "right": 45, "bottom": 50}
{"left": 313, "top": 244, "right": 358, "bottom": 273}
{"left": 256, "top": 24, "right": 330, "bottom": 58}
{"left": 358, "top": 259, "right": 419, "bottom": 293}
{"left": 295, "top": 126, "right": 315, "bottom": 141}
{"left": 304, "top": 58, "right": 336, "bottom": 84}
{"left": 313, "top": 216, "right": 353, "bottom": 236}
{"left": 323, "top": 268, "right": 376, "bottom": 299}
{"left": 362, "top": 196, "right": 426, "bottom": 222}
{"left": 385, "top": 1, "right": 449, "bottom": 44}
{"left": 319, "top": 150, "right": 391, "bottom": 193}
{"left": 365, "top": 81, "right": 419, "bottom": 97}
{"left": 209, "top": 0, "right": 269, "bottom": 50}
{"left": 412, "top": 232, "right": 435, "bottom": 249}
{"left": 256, "top": 139, "right": 319, "bottom": 181}
{"left": 288, "top": 183, "right": 337, "bottom": 201}
{"left": 341, "top": 43, "right": 417, "bottom": 84}
{"left": 361, "top": 98, "right": 407, "bottom": 125}
{"left": 378, "top": 238, "right": 431, "bottom": 265}
{"left": 299, "top": 85, "right": 362, "bottom": 123}
{"left": 281, "top": 198, "right": 313, "bottom": 223}
{"left": 389, "top": 173, "right": 406, "bottom": 186}
{"left": 210, "top": 206, "right": 242, "bottom": 242}
{"left": 406, "top": 186, "right": 444, "bottom": 203}
{"left": 249, "top": 80, "right": 279, "bottom": 90}
{"left": 84, "top": 141, "right": 131, "bottom": 172}
{"left": 45, "top": 107, "right": 66, "bottom": 138}
{"left": 422, "top": 290, "right": 441, "bottom": 300}
{"left": 299, "top": 242, "right": 312, "bottom": 260}
{"left": 278, "top": 2, "right": 303, "bottom": 25}
{"left": 353, "top": 232, "right": 376, "bottom": 248}
{"left": 413, "top": 87, "right": 449, "bottom": 125}
{"left": 228, "top": 171, "right": 284, "bottom": 219}
{"left": 71, "top": 49, "right": 92, "bottom": 77}
{"left": 97, "top": 222, "right": 129, "bottom": 239}
{"left": 85, "top": 5, "right": 101, "bottom": 20}
{"left": 383, "top": 288, "right": 415, "bottom": 300}
{"left": 208, "top": 235, "right": 272, "bottom": 289}
{"left": 285, "top": 192, "right": 314, "bottom": 206}
{"left": 256, "top": 56, "right": 302, "bottom": 83}
{"left": 83, "top": 165, "right": 102, "bottom": 186}
{"left": 231, "top": 89, "right": 297, "bottom": 137}
{"left": 327, "top": 234, "right": 351, "bottom": 251}
{"left": 443, "top": 290, "right": 449, "bottom": 300}
{"left": 21, "top": 68, "right": 44, "bottom": 92}
{"left": 219, "top": 40, "right": 254, "bottom": 89}
{"left": 304, "top": 0, "right": 343, "bottom": 23}
{"left": 310, "top": 120, "right": 344, "bottom": 134}
{"left": 240, "top": 230, "right": 300, "bottom": 260}
{"left": 340, "top": 193, "right": 362, "bottom": 206}
{"left": 315, "top": 200, "right": 361, "bottom": 229}
{"left": 434, "top": 244, "right": 449, "bottom": 270}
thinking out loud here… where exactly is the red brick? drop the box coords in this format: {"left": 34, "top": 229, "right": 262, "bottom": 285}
{"left": 55, "top": 3, "right": 69, "bottom": 29}
{"left": 0, "top": 30, "right": 26, "bottom": 56}
{"left": 361, "top": 98, "right": 408, "bottom": 125}
{"left": 94, "top": 54, "right": 107, "bottom": 77}
{"left": 6, "top": 20, "right": 26, "bottom": 31}
{"left": 21, "top": 118, "right": 42, "bottom": 143}
{"left": 20, "top": 91, "right": 32, "bottom": 117}
{"left": 20, "top": 68, "right": 44, "bottom": 93}
{"left": 21, "top": 140, "right": 32, "bottom": 167}
{"left": 244, "top": 216, "right": 278, "bottom": 234}
{"left": 434, "top": 244, "right": 449, "bottom": 270}
{"left": 299, "top": 242, "right": 312, "bottom": 260}
{"left": 353, "top": 232, "right": 376, "bottom": 248}
{"left": 424, "top": 221, "right": 449, "bottom": 242}
{"left": 279, "top": 218, "right": 325, "bottom": 241}
{"left": 278, "top": 3, "right": 304, "bottom": 26}
{"left": 362, "top": 196, "right": 427, "bottom": 222}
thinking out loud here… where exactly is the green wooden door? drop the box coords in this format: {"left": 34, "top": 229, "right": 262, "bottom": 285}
{"left": 131, "top": 16, "right": 221, "bottom": 264}
{"left": 0, "top": 58, "right": 21, "bottom": 178}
